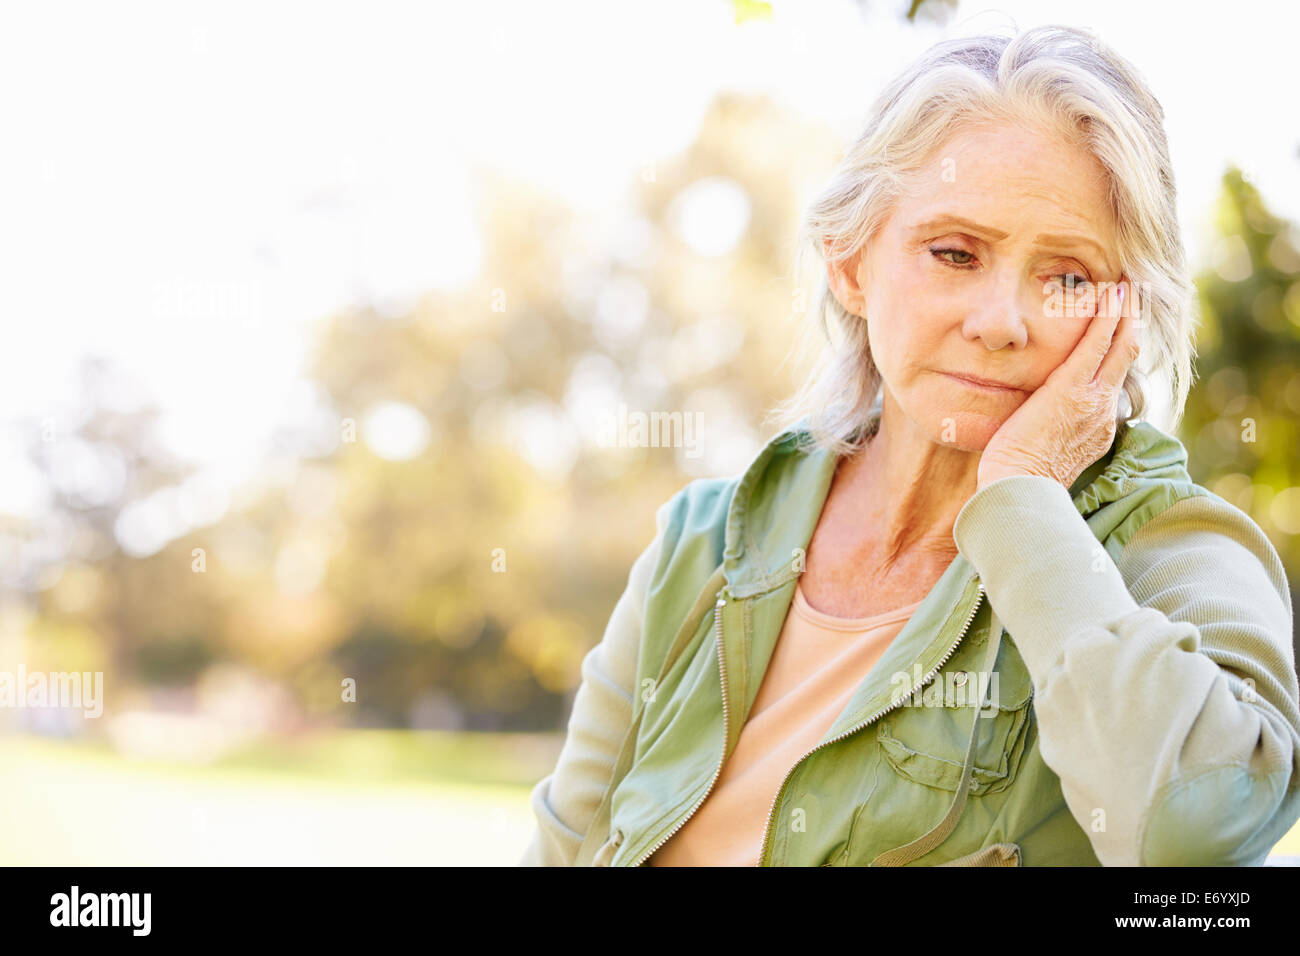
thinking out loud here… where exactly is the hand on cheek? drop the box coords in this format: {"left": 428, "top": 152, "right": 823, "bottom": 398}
{"left": 977, "top": 280, "right": 1138, "bottom": 492}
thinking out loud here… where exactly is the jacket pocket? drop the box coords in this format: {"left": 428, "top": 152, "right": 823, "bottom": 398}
{"left": 591, "top": 827, "right": 624, "bottom": 867}
{"left": 875, "top": 631, "right": 1035, "bottom": 796}
{"left": 875, "top": 699, "right": 1032, "bottom": 795}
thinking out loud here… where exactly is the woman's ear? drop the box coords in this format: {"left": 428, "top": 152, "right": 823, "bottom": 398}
{"left": 823, "top": 237, "right": 867, "bottom": 318}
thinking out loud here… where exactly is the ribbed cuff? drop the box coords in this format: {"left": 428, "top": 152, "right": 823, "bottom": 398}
{"left": 952, "top": 474, "right": 1142, "bottom": 685}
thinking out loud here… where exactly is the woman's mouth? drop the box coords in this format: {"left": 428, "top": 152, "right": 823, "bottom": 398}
{"left": 940, "top": 371, "right": 1025, "bottom": 393}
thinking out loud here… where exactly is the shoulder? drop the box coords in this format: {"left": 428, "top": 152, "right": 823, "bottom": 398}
{"left": 649, "top": 425, "right": 806, "bottom": 562}
{"left": 654, "top": 475, "right": 736, "bottom": 544}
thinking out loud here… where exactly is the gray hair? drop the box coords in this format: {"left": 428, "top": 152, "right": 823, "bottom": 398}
{"left": 767, "top": 23, "right": 1198, "bottom": 457}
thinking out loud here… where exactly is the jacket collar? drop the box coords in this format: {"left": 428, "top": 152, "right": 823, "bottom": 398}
{"left": 722, "top": 403, "right": 1192, "bottom": 599}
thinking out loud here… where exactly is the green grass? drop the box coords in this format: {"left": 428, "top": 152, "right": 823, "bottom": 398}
{"left": 41, "top": 727, "right": 566, "bottom": 788}
{"left": 4, "top": 731, "right": 1298, "bottom": 865}
{"left": 0, "top": 732, "right": 558, "bottom": 865}
{"left": 212, "top": 726, "right": 564, "bottom": 788}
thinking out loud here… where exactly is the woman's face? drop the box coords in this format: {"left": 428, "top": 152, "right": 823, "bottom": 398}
{"left": 831, "top": 120, "right": 1122, "bottom": 450}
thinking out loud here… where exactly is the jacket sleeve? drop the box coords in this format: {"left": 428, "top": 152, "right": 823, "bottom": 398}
{"left": 953, "top": 474, "right": 1300, "bottom": 866}
{"left": 517, "top": 500, "right": 670, "bottom": 866}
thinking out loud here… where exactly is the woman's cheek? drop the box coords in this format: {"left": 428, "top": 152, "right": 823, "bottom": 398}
{"left": 1038, "top": 312, "right": 1093, "bottom": 365}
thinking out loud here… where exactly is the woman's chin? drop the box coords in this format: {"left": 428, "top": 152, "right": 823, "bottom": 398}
{"left": 918, "top": 408, "right": 1008, "bottom": 451}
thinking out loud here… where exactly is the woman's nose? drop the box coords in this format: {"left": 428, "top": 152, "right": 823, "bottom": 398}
{"left": 960, "top": 275, "right": 1028, "bottom": 350}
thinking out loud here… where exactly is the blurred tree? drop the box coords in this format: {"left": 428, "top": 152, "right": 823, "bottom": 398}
{"left": 295, "top": 92, "right": 842, "bottom": 729}
{"left": 18, "top": 356, "right": 220, "bottom": 695}
{"left": 1180, "top": 167, "right": 1300, "bottom": 656}
{"left": 10, "top": 91, "right": 844, "bottom": 732}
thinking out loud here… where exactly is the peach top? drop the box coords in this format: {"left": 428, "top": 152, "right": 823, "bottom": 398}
{"left": 647, "top": 581, "right": 924, "bottom": 866}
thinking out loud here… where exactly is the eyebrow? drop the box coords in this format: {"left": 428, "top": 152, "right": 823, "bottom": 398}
{"left": 908, "top": 215, "right": 1114, "bottom": 271}
{"left": 908, "top": 216, "right": 1008, "bottom": 240}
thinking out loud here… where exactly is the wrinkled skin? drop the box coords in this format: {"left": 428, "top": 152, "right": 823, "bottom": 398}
{"left": 978, "top": 279, "right": 1138, "bottom": 491}
{"left": 826, "top": 119, "right": 1142, "bottom": 497}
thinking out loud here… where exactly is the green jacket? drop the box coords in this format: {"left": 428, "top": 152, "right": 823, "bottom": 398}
{"left": 522, "top": 407, "right": 1300, "bottom": 866}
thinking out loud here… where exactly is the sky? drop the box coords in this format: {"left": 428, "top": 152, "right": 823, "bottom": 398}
{"left": 1, "top": 0, "right": 1296, "bottom": 524}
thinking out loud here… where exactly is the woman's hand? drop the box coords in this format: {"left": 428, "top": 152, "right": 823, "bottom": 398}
{"left": 977, "top": 280, "right": 1139, "bottom": 493}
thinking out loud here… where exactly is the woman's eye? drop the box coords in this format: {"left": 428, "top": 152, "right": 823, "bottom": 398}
{"left": 930, "top": 247, "right": 975, "bottom": 266}
{"left": 1053, "top": 273, "right": 1092, "bottom": 290}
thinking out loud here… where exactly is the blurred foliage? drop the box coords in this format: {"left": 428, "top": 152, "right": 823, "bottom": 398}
{"left": 731, "top": 0, "right": 773, "bottom": 24}
{"left": 6, "top": 105, "right": 1298, "bottom": 740}
{"left": 1180, "top": 168, "right": 1300, "bottom": 657}
{"left": 734, "top": 0, "right": 955, "bottom": 25}
{"left": 905, "top": 0, "right": 958, "bottom": 23}
{"left": 6, "top": 93, "right": 841, "bottom": 733}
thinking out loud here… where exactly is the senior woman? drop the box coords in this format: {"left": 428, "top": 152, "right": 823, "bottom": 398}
{"left": 520, "top": 25, "right": 1300, "bottom": 867}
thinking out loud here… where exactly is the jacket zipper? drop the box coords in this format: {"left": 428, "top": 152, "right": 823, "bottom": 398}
{"left": 754, "top": 579, "right": 986, "bottom": 866}
{"left": 630, "top": 586, "right": 732, "bottom": 866}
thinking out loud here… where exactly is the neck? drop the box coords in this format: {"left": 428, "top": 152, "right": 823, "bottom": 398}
{"left": 836, "top": 394, "right": 982, "bottom": 571}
